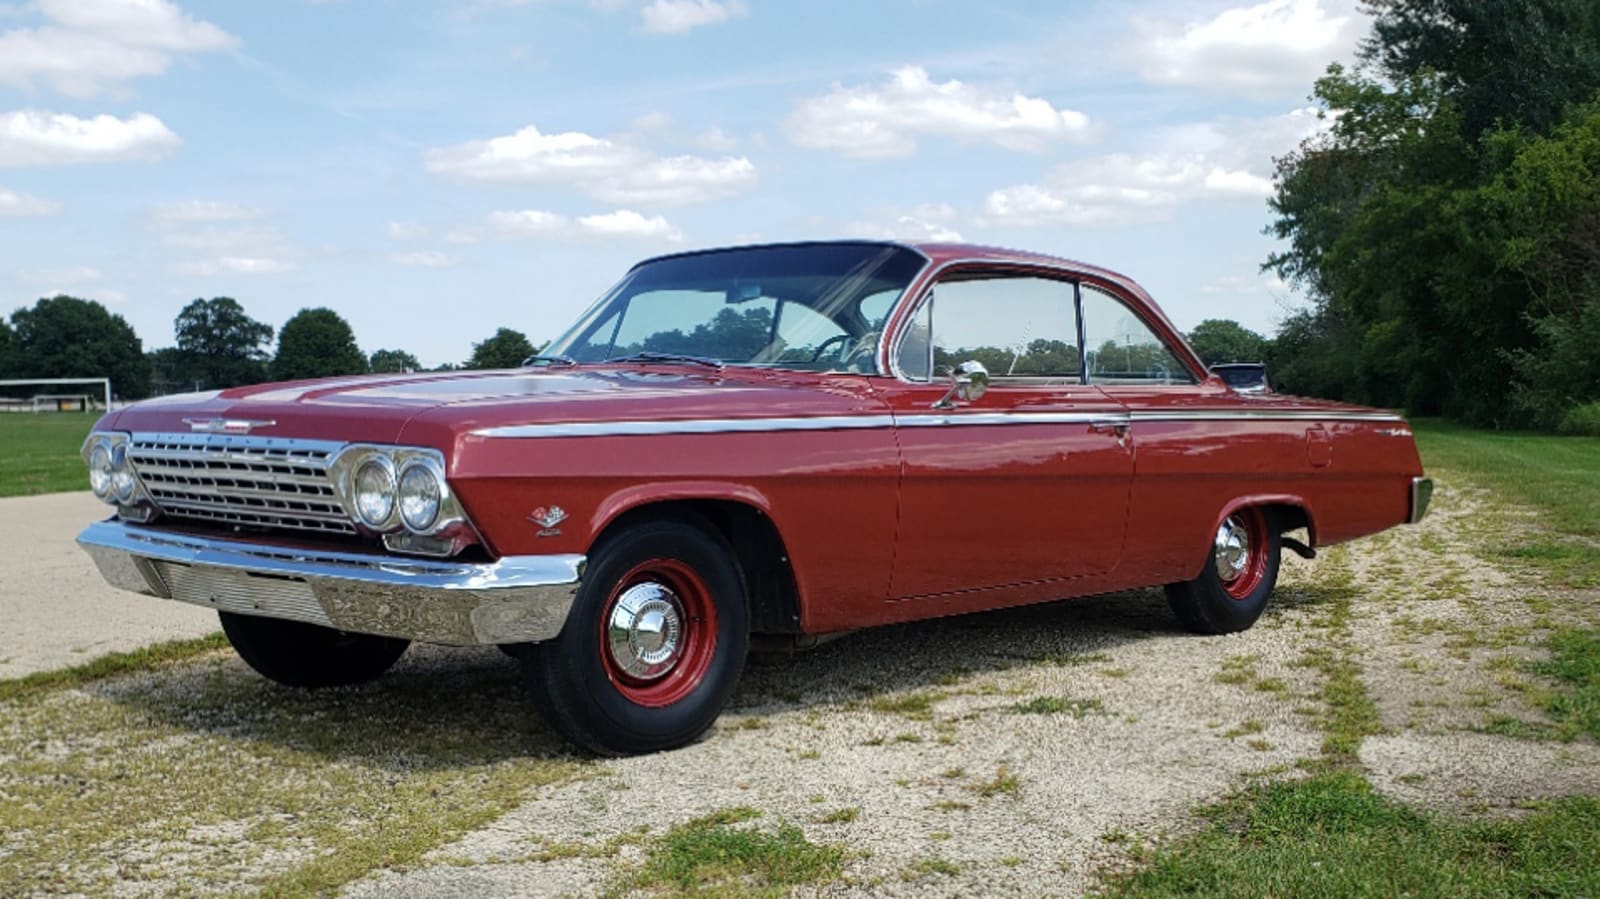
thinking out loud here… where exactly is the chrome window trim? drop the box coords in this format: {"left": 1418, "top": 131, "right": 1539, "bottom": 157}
{"left": 473, "top": 408, "right": 1403, "bottom": 439}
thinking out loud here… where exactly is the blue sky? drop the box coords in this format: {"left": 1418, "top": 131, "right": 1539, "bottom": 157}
{"left": 0, "top": 0, "right": 1369, "bottom": 368}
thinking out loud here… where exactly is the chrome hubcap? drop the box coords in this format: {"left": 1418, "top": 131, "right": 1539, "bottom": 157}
{"left": 607, "top": 581, "right": 685, "bottom": 680}
{"left": 1214, "top": 517, "right": 1251, "bottom": 582}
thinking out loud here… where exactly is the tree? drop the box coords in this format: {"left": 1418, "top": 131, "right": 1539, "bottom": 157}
{"left": 9, "top": 296, "right": 151, "bottom": 398}
{"left": 0, "top": 317, "right": 15, "bottom": 378}
{"left": 465, "top": 328, "right": 535, "bottom": 369}
{"left": 1187, "top": 320, "right": 1267, "bottom": 367}
{"left": 272, "top": 308, "right": 366, "bottom": 381}
{"left": 368, "top": 348, "right": 421, "bottom": 373}
{"left": 174, "top": 297, "right": 274, "bottom": 389}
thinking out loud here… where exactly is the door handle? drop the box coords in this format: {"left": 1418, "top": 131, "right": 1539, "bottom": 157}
{"left": 1089, "top": 419, "right": 1128, "bottom": 435}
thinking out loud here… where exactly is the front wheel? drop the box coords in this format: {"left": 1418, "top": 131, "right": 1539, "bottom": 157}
{"left": 1164, "top": 507, "right": 1281, "bottom": 635}
{"left": 519, "top": 519, "right": 749, "bottom": 756}
{"left": 219, "top": 612, "right": 410, "bottom": 688}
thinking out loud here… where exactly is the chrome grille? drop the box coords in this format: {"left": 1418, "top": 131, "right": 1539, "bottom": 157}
{"left": 127, "top": 432, "right": 355, "bottom": 536}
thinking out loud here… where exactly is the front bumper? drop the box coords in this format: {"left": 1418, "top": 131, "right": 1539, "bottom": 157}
{"left": 76, "top": 520, "right": 585, "bottom": 645}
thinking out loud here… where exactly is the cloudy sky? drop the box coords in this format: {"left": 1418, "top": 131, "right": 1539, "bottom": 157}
{"left": 0, "top": 0, "right": 1369, "bottom": 368}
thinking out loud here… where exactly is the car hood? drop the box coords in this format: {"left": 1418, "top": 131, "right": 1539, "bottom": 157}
{"left": 103, "top": 367, "right": 885, "bottom": 446}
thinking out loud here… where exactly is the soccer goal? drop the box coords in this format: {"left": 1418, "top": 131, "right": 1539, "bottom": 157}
{"left": 0, "top": 378, "right": 113, "bottom": 413}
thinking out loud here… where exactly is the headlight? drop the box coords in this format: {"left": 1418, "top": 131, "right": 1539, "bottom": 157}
{"left": 110, "top": 443, "right": 136, "bottom": 502}
{"left": 353, "top": 458, "right": 396, "bottom": 527}
{"left": 88, "top": 443, "right": 113, "bottom": 498}
{"left": 398, "top": 460, "right": 442, "bottom": 532}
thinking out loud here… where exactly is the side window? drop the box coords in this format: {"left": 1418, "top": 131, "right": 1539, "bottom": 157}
{"left": 896, "top": 275, "right": 1080, "bottom": 381}
{"left": 1080, "top": 285, "right": 1195, "bottom": 386}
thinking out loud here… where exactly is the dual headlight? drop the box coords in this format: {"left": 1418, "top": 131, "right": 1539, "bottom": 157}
{"left": 83, "top": 433, "right": 139, "bottom": 505}
{"left": 333, "top": 446, "right": 463, "bottom": 537}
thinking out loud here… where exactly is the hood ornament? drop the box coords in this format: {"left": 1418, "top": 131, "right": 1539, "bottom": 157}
{"left": 184, "top": 417, "right": 276, "bottom": 434}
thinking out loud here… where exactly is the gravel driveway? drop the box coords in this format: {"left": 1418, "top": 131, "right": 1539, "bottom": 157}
{"left": 0, "top": 492, "right": 216, "bottom": 679}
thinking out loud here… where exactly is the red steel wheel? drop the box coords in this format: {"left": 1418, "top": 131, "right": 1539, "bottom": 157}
{"left": 598, "top": 559, "right": 719, "bottom": 708}
{"left": 1214, "top": 507, "right": 1270, "bottom": 601}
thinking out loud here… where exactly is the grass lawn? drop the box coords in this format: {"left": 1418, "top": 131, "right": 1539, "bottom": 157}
{"left": 1414, "top": 419, "right": 1600, "bottom": 586}
{"left": 0, "top": 412, "right": 98, "bottom": 497}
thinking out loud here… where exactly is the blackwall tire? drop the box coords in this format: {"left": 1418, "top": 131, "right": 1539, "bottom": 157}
{"left": 219, "top": 611, "right": 410, "bottom": 688}
{"left": 520, "top": 519, "right": 749, "bottom": 756}
{"left": 1164, "top": 506, "right": 1281, "bottom": 635}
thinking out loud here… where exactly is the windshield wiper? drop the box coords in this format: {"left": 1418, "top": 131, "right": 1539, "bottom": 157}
{"left": 607, "top": 351, "right": 725, "bottom": 370}
{"left": 522, "top": 353, "right": 578, "bottom": 367}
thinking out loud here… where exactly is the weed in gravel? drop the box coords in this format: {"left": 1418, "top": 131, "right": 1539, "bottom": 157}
{"left": 971, "top": 765, "right": 1021, "bottom": 798}
{"left": 816, "top": 807, "right": 859, "bottom": 825}
{"left": 1222, "top": 719, "right": 1264, "bottom": 739}
{"left": 867, "top": 691, "right": 940, "bottom": 720}
{"left": 1533, "top": 628, "right": 1600, "bottom": 740}
{"left": 902, "top": 856, "right": 961, "bottom": 879}
{"left": 609, "top": 807, "right": 844, "bottom": 898}
{"left": 0, "top": 633, "right": 229, "bottom": 703}
{"left": 1009, "top": 695, "right": 1105, "bottom": 717}
{"left": 1094, "top": 771, "right": 1600, "bottom": 898}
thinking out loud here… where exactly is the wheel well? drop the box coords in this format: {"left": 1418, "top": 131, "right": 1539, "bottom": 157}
{"left": 593, "top": 500, "right": 804, "bottom": 635}
{"left": 1266, "top": 502, "right": 1315, "bottom": 545}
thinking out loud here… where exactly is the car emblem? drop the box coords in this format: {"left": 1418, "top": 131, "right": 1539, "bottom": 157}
{"left": 183, "top": 417, "right": 276, "bottom": 434}
{"left": 530, "top": 506, "right": 568, "bottom": 531}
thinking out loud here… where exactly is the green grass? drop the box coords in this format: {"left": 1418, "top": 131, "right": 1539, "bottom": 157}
{"left": 0, "top": 411, "right": 98, "bottom": 497}
{"left": 1535, "top": 628, "right": 1600, "bottom": 741}
{"left": 0, "top": 632, "right": 229, "bottom": 703}
{"left": 609, "top": 807, "right": 845, "bottom": 898}
{"left": 1009, "top": 695, "right": 1105, "bottom": 717}
{"left": 1095, "top": 772, "right": 1600, "bottom": 898}
{"left": 1414, "top": 420, "right": 1600, "bottom": 585}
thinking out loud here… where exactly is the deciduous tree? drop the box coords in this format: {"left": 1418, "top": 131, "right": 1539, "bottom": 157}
{"left": 272, "top": 308, "right": 366, "bottom": 381}
{"left": 8, "top": 296, "right": 151, "bottom": 398}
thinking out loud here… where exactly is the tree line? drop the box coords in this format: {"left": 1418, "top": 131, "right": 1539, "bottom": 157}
{"left": 0, "top": 296, "right": 543, "bottom": 400}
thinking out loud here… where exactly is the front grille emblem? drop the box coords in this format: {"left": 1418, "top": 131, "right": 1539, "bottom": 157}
{"left": 183, "top": 417, "right": 276, "bottom": 434}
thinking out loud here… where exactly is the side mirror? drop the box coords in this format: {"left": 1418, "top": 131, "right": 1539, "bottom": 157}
{"left": 1211, "top": 362, "right": 1270, "bottom": 394}
{"left": 933, "top": 360, "right": 990, "bottom": 409}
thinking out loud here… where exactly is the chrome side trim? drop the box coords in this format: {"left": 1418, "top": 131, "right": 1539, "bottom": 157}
{"left": 474, "top": 409, "right": 1406, "bottom": 438}
{"left": 1408, "top": 476, "right": 1434, "bottom": 524}
{"left": 474, "top": 415, "right": 899, "bottom": 439}
{"left": 77, "top": 520, "right": 584, "bottom": 645}
{"left": 1129, "top": 409, "right": 1405, "bottom": 423}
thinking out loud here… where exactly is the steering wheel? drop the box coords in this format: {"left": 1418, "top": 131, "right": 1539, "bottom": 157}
{"left": 810, "top": 333, "right": 854, "bottom": 363}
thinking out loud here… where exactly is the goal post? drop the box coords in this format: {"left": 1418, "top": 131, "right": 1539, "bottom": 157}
{"left": 0, "top": 378, "right": 113, "bottom": 413}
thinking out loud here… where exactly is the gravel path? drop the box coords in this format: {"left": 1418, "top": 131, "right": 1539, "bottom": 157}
{"left": 0, "top": 492, "right": 217, "bottom": 679}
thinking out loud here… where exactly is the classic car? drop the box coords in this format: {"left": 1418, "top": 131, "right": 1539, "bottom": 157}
{"left": 76, "top": 241, "right": 1433, "bottom": 755}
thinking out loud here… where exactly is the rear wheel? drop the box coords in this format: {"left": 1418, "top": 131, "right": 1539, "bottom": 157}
{"left": 519, "top": 519, "right": 749, "bottom": 756}
{"left": 1164, "top": 506, "right": 1281, "bottom": 635}
{"left": 219, "top": 612, "right": 410, "bottom": 688}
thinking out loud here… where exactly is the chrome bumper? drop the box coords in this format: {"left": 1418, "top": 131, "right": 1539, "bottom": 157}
{"left": 1408, "top": 476, "right": 1434, "bottom": 524}
{"left": 76, "top": 520, "right": 585, "bottom": 645}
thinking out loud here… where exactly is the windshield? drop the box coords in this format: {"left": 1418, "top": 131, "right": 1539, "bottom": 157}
{"left": 543, "top": 243, "right": 926, "bottom": 374}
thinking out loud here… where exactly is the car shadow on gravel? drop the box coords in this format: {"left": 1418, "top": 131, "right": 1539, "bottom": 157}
{"left": 95, "top": 583, "right": 1343, "bottom": 767}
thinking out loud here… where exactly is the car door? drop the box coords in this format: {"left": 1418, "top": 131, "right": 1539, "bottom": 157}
{"left": 879, "top": 270, "right": 1135, "bottom": 599}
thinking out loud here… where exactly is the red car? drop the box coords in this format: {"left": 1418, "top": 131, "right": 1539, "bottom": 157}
{"left": 77, "top": 241, "right": 1432, "bottom": 755}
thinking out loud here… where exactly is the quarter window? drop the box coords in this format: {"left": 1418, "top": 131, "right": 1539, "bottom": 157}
{"left": 1080, "top": 285, "right": 1195, "bottom": 386}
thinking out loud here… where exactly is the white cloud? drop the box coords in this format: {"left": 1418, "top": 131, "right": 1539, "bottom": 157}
{"left": 1131, "top": 0, "right": 1366, "bottom": 94}
{"left": 845, "top": 203, "right": 964, "bottom": 243}
{"left": 20, "top": 265, "right": 101, "bottom": 283}
{"left": 160, "top": 227, "right": 284, "bottom": 251}
{"left": 640, "top": 0, "right": 745, "bottom": 34}
{"left": 424, "top": 123, "right": 756, "bottom": 206}
{"left": 479, "top": 208, "right": 684, "bottom": 242}
{"left": 0, "top": 184, "right": 60, "bottom": 215}
{"left": 175, "top": 256, "right": 297, "bottom": 276}
{"left": 389, "top": 250, "right": 459, "bottom": 268}
{"left": 0, "top": 109, "right": 180, "bottom": 166}
{"left": 0, "top": 0, "right": 237, "bottom": 97}
{"left": 696, "top": 127, "right": 738, "bottom": 152}
{"left": 1201, "top": 271, "right": 1290, "bottom": 295}
{"left": 153, "top": 200, "right": 259, "bottom": 223}
{"left": 387, "top": 221, "right": 425, "bottom": 240}
{"left": 982, "top": 107, "right": 1326, "bottom": 227}
{"left": 787, "top": 66, "right": 1095, "bottom": 159}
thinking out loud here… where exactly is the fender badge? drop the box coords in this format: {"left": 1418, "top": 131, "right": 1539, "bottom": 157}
{"left": 184, "top": 417, "right": 276, "bottom": 434}
{"left": 530, "top": 506, "right": 568, "bottom": 536}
